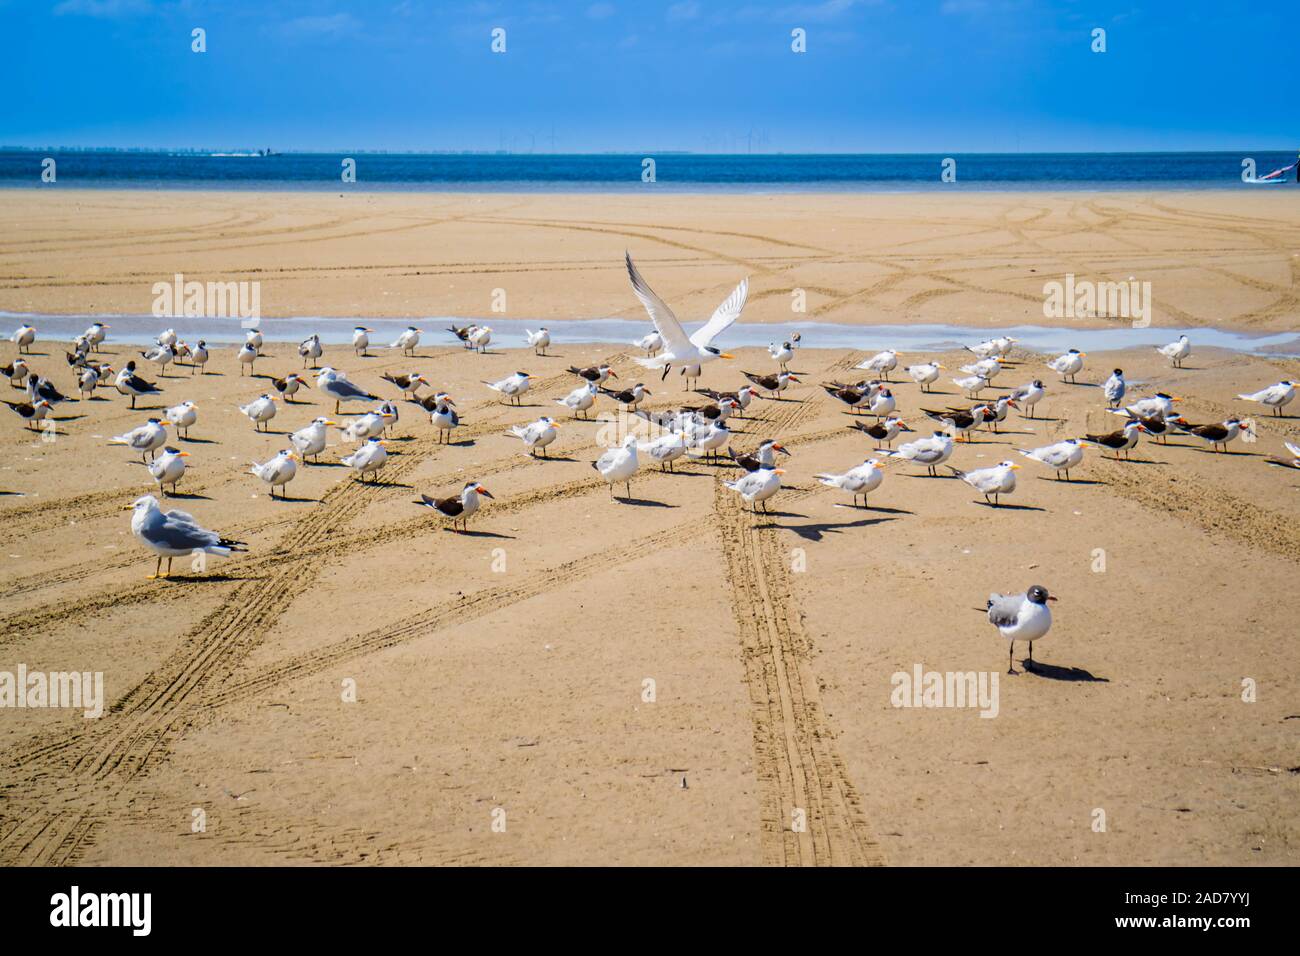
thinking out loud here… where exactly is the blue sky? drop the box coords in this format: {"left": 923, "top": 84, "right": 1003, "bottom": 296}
{"left": 1, "top": 0, "right": 1295, "bottom": 152}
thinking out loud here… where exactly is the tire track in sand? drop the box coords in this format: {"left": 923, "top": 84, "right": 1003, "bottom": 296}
{"left": 713, "top": 478, "right": 883, "bottom": 866}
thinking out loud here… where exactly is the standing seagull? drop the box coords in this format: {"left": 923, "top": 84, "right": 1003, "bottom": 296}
{"left": 635, "top": 329, "right": 664, "bottom": 357}
{"left": 948, "top": 460, "right": 1020, "bottom": 506}
{"left": 626, "top": 251, "right": 745, "bottom": 382}
{"left": 1103, "top": 368, "right": 1126, "bottom": 408}
{"left": 725, "top": 466, "right": 784, "bottom": 514}
{"left": 1238, "top": 380, "right": 1295, "bottom": 417}
{"left": 857, "top": 350, "right": 900, "bottom": 382}
{"left": 250, "top": 449, "right": 298, "bottom": 499}
{"left": 316, "top": 367, "right": 378, "bottom": 414}
{"left": 509, "top": 417, "right": 560, "bottom": 457}
{"left": 10, "top": 324, "right": 36, "bottom": 354}
{"left": 238, "top": 394, "right": 277, "bottom": 432}
{"left": 769, "top": 341, "right": 795, "bottom": 371}
{"left": 352, "top": 326, "right": 375, "bottom": 356}
{"left": 110, "top": 417, "right": 170, "bottom": 461}
{"left": 1156, "top": 334, "right": 1191, "bottom": 368}
{"left": 391, "top": 326, "right": 423, "bottom": 356}
{"left": 237, "top": 341, "right": 259, "bottom": 376}
{"left": 484, "top": 371, "right": 530, "bottom": 406}
{"left": 525, "top": 328, "right": 551, "bottom": 355}
{"left": 165, "top": 400, "right": 198, "bottom": 439}
{"left": 985, "top": 585, "right": 1056, "bottom": 674}
{"left": 905, "top": 362, "right": 943, "bottom": 392}
{"left": 817, "top": 458, "right": 885, "bottom": 508}
{"left": 128, "top": 495, "right": 246, "bottom": 580}
{"left": 1047, "top": 349, "right": 1086, "bottom": 384}
{"left": 1017, "top": 438, "right": 1092, "bottom": 480}
{"left": 1011, "top": 380, "right": 1046, "bottom": 418}
{"left": 298, "top": 333, "right": 323, "bottom": 368}
{"left": 888, "top": 431, "right": 955, "bottom": 476}
{"left": 341, "top": 437, "right": 389, "bottom": 483}
{"left": 593, "top": 434, "right": 640, "bottom": 499}
{"left": 555, "top": 382, "right": 598, "bottom": 420}
{"left": 291, "top": 417, "right": 335, "bottom": 462}
{"left": 147, "top": 447, "right": 189, "bottom": 496}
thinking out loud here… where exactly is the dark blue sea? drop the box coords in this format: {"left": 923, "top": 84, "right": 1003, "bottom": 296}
{"left": 1, "top": 150, "right": 1297, "bottom": 192}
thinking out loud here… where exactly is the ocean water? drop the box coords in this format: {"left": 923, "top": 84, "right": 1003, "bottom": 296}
{"left": 7, "top": 313, "right": 1299, "bottom": 357}
{"left": 2, "top": 150, "right": 1297, "bottom": 192}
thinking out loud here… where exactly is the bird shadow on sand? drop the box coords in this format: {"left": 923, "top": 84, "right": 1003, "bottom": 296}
{"left": 444, "top": 528, "right": 516, "bottom": 539}
{"left": 831, "top": 503, "right": 914, "bottom": 515}
{"left": 759, "top": 515, "right": 896, "bottom": 540}
{"left": 164, "top": 573, "right": 245, "bottom": 584}
{"left": 268, "top": 494, "right": 324, "bottom": 503}
{"left": 355, "top": 480, "right": 414, "bottom": 490}
{"left": 162, "top": 492, "right": 212, "bottom": 501}
{"left": 900, "top": 473, "right": 960, "bottom": 480}
{"left": 972, "top": 500, "right": 1045, "bottom": 511}
{"left": 1035, "top": 476, "right": 1105, "bottom": 485}
{"left": 306, "top": 460, "right": 346, "bottom": 468}
{"left": 1025, "top": 661, "right": 1109, "bottom": 683}
{"left": 52, "top": 414, "right": 87, "bottom": 423}
{"left": 530, "top": 455, "right": 579, "bottom": 463}
{"left": 179, "top": 436, "right": 216, "bottom": 444}
{"left": 614, "top": 496, "right": 677, "bottom": 508}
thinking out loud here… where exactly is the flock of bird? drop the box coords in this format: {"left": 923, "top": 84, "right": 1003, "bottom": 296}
{"left": 6, "top": 252, "right": 1298, "bottom": 671}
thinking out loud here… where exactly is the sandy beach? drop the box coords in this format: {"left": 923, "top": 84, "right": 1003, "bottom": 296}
{"left": 4, "top": 189, "right": 1300, "bottom": 331}
{"left": 1, "top": 191, "right": 1298, "bottom": 866}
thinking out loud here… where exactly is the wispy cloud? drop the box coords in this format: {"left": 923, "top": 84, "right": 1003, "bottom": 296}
{"left": 279, "top": 13, "right": 360, "bottom": 38}
{"left": 53, "top": 0, "right": 151, "bottom": 17}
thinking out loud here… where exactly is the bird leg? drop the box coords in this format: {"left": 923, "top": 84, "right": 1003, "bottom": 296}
{"left": 1026, "top": 641, "right": 1035, "bottom": 671}
{"left": 1007, "top": 646, "right": 1017, "bottom": 675}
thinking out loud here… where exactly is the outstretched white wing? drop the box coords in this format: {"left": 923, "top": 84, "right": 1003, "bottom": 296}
{"left": 626, "top": 253, "right": 692, "bottom": 357}
{"left": 689, "top": 277, "right": 748, "bottom": 349}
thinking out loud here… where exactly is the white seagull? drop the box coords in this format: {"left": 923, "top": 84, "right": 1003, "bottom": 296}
{"left": 1017, "top": 438, "right": 1092, "bottom": 480}
{"left": 949, "top": 460, "right": 1020, "bottom": 506}
{"left": 626, "top": 251, "right": 745, "bottom": 382}
{"left": 391, "top": 326, "right": 423, "bottom": 356}
{"left": 341, "top": 437, "right": 389, "bottom": 482}
{"left": 525, "top": 328, "right": 551, "bottom": 355}
{"left": 1238, "top": 380, "right": 1295, "bottom": 417}
{"left": 817, "top": 458, "right": 885, "bottom": 508}
{"left": 110, "top": 417, "right": 169, "bottom": 461}
{"left": 316, "top": 367, "right": 378, "bottom": 414}
{"left": 250, "top": 449, "right": 298, "bottom": 499}
{"left": 1155, "top": 334, "right": 1191, "bottom": 368}
{"left": 986, "top": 584, "right": 1056, "bottom": 674}
{"left": 238, "top": 394, "right": 277, "bottom": 431}
{"left": 165, "top": 400, "right": 198, "bottom": 439}
{"left": 555, "top": 382, "right": 599, "bottom": 420}
{"left": 484, "top": 371, "right": 530, "bottom": 405}
{"left": 128, "top": 495, "right": 246, "bottom": 580}
{"left": 290, "top": 417, "right": 336, "bottom": 462}
{"left": 147, "top": 446, "right": 189, "bottom": 496}
{"left": 725, "top": 466, "right": 784, "bottom": 513}
{"left": 593, "top": 434, "right": 640, "bottom": 499}
{"left": 509, "top": 416, "right": 561, "bottom": 457}
{"left": 1047, "top": 349, "right": 1086, "bottom": 384}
